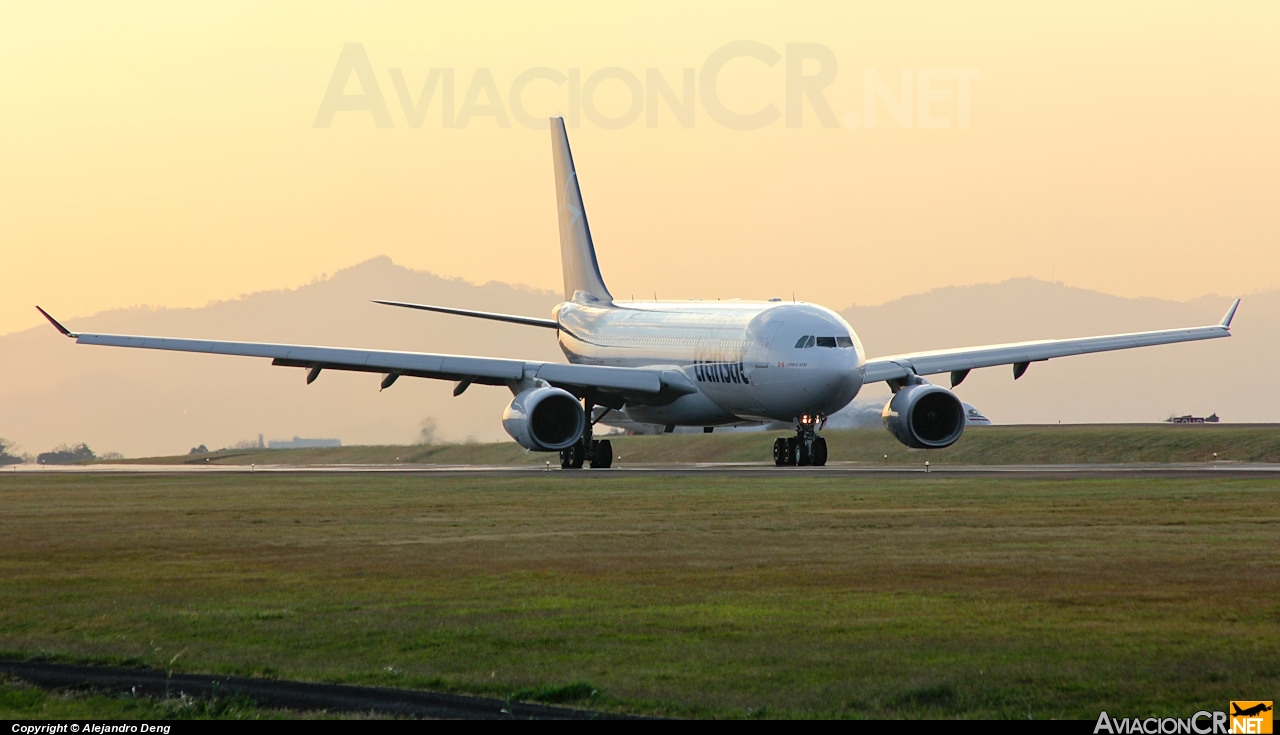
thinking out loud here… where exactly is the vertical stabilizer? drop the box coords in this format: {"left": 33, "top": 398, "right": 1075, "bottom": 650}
{"left": 551, "top": 117, "right": 613, "bottom": 304}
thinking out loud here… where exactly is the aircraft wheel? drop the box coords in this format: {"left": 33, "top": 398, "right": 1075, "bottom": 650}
{"left": 811, "top": 437, "right": 828, "bottom": 467}
{"left": 561, "top": 441, "right": 585, "bottom": 469}
{"left": 773, "top": 438, "right": 788, "bottom": 466}
{"left": 793, "top": 440, "right": 810, "bottom": 467}
{"left": 784, "top": 438, "right": 798, "bottom": 466}
{"left": 590, "top": 439, "right": 613, "bottom": 469}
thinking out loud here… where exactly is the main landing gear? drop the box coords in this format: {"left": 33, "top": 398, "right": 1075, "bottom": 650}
{"left": 773, "top": 414, "right": 827, "bottom": 467}
{"left": 560, "top": 400, "right": 614, "bottom": 469}
{"left": 559, "top": 437, "right": 612, "bottom": 469}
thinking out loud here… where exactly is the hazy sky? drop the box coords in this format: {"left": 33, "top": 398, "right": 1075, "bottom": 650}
{"left": 3, "top": 1, "right": 1277, "bottom": 337}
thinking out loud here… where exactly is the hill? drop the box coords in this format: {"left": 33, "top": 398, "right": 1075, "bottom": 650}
{"left": 3, "top": 258, "right": 1274, "bottom": 457}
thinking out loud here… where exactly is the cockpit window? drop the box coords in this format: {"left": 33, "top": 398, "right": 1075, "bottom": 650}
{"left": 793, "top": 338, "right": 855, "bottom": 350}
{"left": 797, "top": 335, "right": 855, "bottom": 349}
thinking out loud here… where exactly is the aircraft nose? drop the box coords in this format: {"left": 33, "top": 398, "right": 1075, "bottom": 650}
{"left": 804, "top": 351, "right": 863, "bottom": 415}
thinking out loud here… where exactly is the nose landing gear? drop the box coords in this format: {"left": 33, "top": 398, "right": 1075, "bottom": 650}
{"left": 772, "top": 414, "right": 827, "bottom": 467}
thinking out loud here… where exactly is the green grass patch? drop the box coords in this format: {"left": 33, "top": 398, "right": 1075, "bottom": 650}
{"left": 510, "top": 680, "right": 599, "bottom": 704}
{"left": 0, "top": 677, "right": 312, "bottom": 719}
{"left": 0, "top": 472, "right": 1277, "bottom": 718}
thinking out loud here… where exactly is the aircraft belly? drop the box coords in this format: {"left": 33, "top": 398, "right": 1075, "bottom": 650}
{"left": 622, "top": 388, "right": 740, "bottom": 426}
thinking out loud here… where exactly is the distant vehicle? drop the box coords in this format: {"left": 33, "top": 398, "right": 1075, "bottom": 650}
{"left": 964, "top": 404, "right": 992, "bottom": 426}
{"left": 1166, "top": 414, "right": 1220, "bottom": 424}
{"left": 38, "top": 118, "right": 1238, "bottom": 469}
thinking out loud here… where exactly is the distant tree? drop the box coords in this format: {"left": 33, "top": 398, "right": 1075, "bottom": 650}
{"left": 0, "top": 437, "right": 23, "bottom": 466}
{"left": 189, "top": 444, "right": 209, "bottom": 455}
{"left": 100, "top": 452, "right": 124, "bottom": 461}
{"left": 36, "top": 443, "right": 97, "bottom": 465}
{"left": 417, "top": 417, "right": 438, "bottom": 445}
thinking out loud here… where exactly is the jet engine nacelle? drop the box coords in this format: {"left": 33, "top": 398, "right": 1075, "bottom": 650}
{"left": 501, "top": 387, "right": 586, "bottom": 452}
{"left": 881, "top": 382, "right": 966, "bottom": 449}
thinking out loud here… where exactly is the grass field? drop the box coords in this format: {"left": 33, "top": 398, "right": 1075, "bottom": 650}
{"left": 0, "top": 677, "right": 308, "bottom": 720}
{"left": 114, "top": 424, "right": 1280, "bottom": 467}
{"left": 1, "top": 471, "right": 1278, "bottom": 718}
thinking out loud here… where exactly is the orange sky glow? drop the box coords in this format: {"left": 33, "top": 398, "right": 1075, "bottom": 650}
{"left": 3, "top": 1, "right": 1277, "bottom": 336}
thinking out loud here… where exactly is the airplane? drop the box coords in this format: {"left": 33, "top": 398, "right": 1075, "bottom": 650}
{"left": 37, "top": 117, "right": 1240, "bottom": 469}
{"left": 1233, "top": 703, "right": 1272, "bottom": 718}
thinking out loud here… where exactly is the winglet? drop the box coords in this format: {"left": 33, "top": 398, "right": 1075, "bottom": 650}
{"left": 1220, "top": 298, "right": 1241, "bottom": 329}
{"left": 35, "top": 306, "right": 78, "bottom": 338}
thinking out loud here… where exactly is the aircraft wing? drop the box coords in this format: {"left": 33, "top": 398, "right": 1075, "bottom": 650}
{"left": 34, "top": 307, "right": 696, "bottom": 402}
{"left": 861, "top": 299, "right": 1239, "bottom": 385}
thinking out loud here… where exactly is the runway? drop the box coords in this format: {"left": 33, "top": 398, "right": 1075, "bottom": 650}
{"left": 8, "top": 461, "right": 1280, "bottom": 479}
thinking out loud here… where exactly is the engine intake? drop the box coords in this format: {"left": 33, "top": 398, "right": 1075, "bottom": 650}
{"left": 882, "top": 383, "right": 966, "bottom": 449}
{"left": 502, "top": 387, "right": 586, "bottom": 451}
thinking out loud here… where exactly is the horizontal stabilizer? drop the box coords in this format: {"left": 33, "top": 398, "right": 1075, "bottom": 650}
{"left": 372, "top": 300, "right": 558, "bottom": 329}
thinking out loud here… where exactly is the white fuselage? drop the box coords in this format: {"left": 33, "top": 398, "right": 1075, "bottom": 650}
{"left": 554, "top": 300, "right": 866, "bottom": 427}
